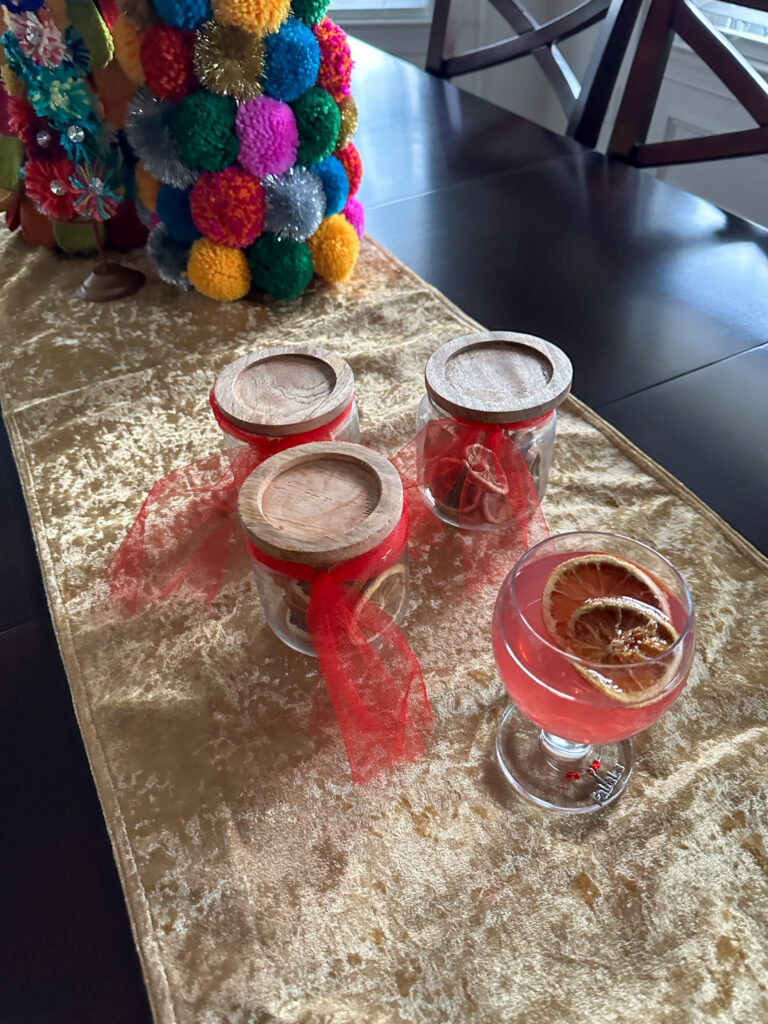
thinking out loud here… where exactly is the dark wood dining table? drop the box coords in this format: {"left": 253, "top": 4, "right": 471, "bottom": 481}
{"left": 2, "top": 37, "right": 766, "bottom": 1022}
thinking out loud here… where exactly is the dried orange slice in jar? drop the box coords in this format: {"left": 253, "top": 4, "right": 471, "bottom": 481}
{"left": 542, "top": 554, "right": 669, "bottom": 646}
{"left": 566, "top": 597, "right": 680, "bottom": 702}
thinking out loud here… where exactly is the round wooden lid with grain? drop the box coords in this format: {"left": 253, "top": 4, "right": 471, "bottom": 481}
{"left": 214, "top": 345, "right": 355, "bottom": 437}
{"left": 238, "top": 442, "right": 404, "bottom": 566}
{"left": 425, "top": 332, "right": 573, "bottom": 424}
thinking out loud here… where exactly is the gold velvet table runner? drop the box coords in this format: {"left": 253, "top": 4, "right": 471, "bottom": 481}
{"left": 1, "top": 230, "right": 767, "bottom": 1024}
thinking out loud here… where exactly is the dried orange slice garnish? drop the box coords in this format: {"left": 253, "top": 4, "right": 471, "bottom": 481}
{"left": 542, "top": 554, "right": 669, "bottom": 646}
{"left": 567, "top": 597, "right": 680, "bottom": 703}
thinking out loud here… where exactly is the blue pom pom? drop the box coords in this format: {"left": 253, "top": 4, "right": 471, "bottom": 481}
{"left": 263, "top": 18, "right": 320, "bottom": 103}
{"left": 311, "top": 154, "right": 348, "bottom": 216}
{"left": 150, "top": 0, "right": 211, "bottom": 31}
{"left": 156, "top": 184, "right": 200, "bottom": 244}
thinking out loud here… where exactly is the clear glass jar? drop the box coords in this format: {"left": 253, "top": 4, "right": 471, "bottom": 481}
{"left": 220, "top": 397, "right": 360, "bottom": 450}
{"left": 416, "top": 393, "right": 557, "bottom": 529}
{"left": 252, "top": 546, "right": 410, "bottom": 656}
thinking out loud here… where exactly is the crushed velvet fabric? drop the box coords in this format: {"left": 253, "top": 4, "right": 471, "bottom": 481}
{"left": 1, "top": 230, "right": 767, "bottom": 1024}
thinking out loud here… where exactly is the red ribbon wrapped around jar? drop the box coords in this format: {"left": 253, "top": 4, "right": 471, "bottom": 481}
{"left": 104, "top": 345, "right": 361, "bottom": 614}
{"left": 396, "top": 331, "right": 573, "bottom": 592}
{"left": 239, "top": 441, "right": 432, "bottom": 784}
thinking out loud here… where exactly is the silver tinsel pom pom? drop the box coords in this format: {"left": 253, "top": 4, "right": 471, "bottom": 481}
{"left": 263, "top": 167, "right": 326, "bottom": 242}
{"left": 147, "top": 225, "right": 192, "bottom": 291}
{"left": 125, "top": 88, "right": 196, "bottom": 190}
{"left": 134, "top": 196, "right": 153, "bottom": 229}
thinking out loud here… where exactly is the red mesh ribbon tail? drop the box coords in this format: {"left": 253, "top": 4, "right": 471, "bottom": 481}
{"left": 391, "top": 435, "right": 444, "bottom": 559}
{"left": 103, "top": 444, "right": 261, "bottom": 615}
{"left": 306, "top": 571, "right": 432, "bottom": 785}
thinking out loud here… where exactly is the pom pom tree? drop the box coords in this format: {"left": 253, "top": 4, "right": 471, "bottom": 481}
{"left": 125, "top": 0, "right": 362, "bottom": 299}
{"left": 0, "top": 0, "right": 147, "bottom": 297}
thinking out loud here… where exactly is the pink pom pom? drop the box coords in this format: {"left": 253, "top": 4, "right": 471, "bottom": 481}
{"left": 313, "top": 17, "right": 352, "bottom": 101}
{"left": 342, "top": 195, "right": 364, "bottom": 240}
{"left": 190, "top": 166, "right": 266, "bottom": 248}
{"left": 236, "top": 96, "right": 298, "bottom": 179}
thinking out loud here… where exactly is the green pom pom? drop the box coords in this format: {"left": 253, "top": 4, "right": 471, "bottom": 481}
{"left": 290, "top": 86, "right": 340, "bottom": 166}
{"left": 247, "top": 233, "right": 313, "bottom": 300}
{"left": 171, "top": 91, "right": 239, "bottom": 172}
{"left": 290, "top": 0, "right": 330, "bottom": 25}
{"left": 66, "top": 2, "right": 114, "bottom": 71}
{"left": 0, "top": 135, "right": 23, "bottom": 193}
{"left": 53, "top": 220, "right": 105, "bottom": 253}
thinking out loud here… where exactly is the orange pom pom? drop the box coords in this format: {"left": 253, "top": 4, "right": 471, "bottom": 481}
{"left": 212, "top": 0, "right": 290, "bottom": 34}
{"left": 187, "top": 238, "right": 252, "bottom": 300}
{"left": 113, "top": 14, "right": 145, "bottom": 84}
{"left": 307, "top": 213, "right": 358, "bottom": 283}
{"left": 135, "top": 163, "right": 161, "bottom": 212}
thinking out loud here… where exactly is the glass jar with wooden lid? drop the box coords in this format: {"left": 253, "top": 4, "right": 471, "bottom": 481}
{"left": 212, "top": 345, "right": 360, "bottom": 451}
{"left": 416, "top": 332, "right": 572, "bottom": 529}
{"left": 238, "top": 441, "right": 409, "bottom": 656}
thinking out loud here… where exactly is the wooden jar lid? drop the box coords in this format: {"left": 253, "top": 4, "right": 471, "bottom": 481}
{"left": 425, "top": 332, "right": 573, "bottom": 423}
{"left": 214, "top": 345, "right": 355, "bottom": 437}
{"left": 238, "top": 442, "right": 404, "bottom": 567}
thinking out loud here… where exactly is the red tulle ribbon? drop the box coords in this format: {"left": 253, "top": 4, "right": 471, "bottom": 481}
{"left": 103, "top": 391, "right": 355, "bottom": 614}
{"left": 395, "top": 413, "right": 551, "bottom": 593}
{"left": 247, "top": 506, "right": 433, "bottom": 784}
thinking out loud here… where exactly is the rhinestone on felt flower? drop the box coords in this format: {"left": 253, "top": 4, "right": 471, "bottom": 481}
{"left": 6, "top": 9, "right": 70, "bottom": 67}
{"left": 68, "top": 163, "right": 122, "bottom": 220}
{"left": 22, "top": 155, "right": 77, "bottom": 218}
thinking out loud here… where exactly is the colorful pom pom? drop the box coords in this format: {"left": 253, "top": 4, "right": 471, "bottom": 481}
{"left": 172, "top": 88, "right": 238, "bottom": 170}
{"left": 139, "top": 23, "right": 196, "bottom": 102}
{"left": 307, "top": 212, "right": 357, "bottom": 282}
{"left": 22, "top": 156, "right": 76, "bottom": 218}
{"left": 211, "top": 0, "right": 288, "bottom": 34}
{"left": 125, "top": 86, "right": 196, "bottom": 188}
{"left": 247, "top": 231, "right": 312, "bottom": 299}
{"left": 336, "top": 139, "right": 360, "bottom": 195}
{"left": 262, "top": 17, "right": 319, "bottom": 103}
{"left": 189, "top": 165, "right": 264, "bottom": 246}
{"left": 112, "top": 13, "right": 145, "bottom": 84}
{"left": 290, "top": 0, "right": 328, "bottom": 28}
{"left": 135, "top": 160, "right": 161, "bottom": 210}
{"left": 156, "top": 182, "right": 199, "bottom": 242}
{"left": 193, "top": 21, "right": 263, "bottom": 103}
{"left": 290, "top": 85, "right": 338, "bottom": 166}
{"left": 26, "top": 116, "right": 66, "bottom": 161}
{"left": 341, "top": 193, "right": 363, "bottom": 240}
{"left": 151, "top": 0, "right": 211, "bottom": 31}
{"left": 312, "top": 17, "right": 351, "bottom": 101}
{"left": 187, "top": 236, "right": 251, "bottom": 299}
{"left": 236, "top": 94, "right": 296, "bottom": 178}
{"left": 311, "top": 153, "right": 346, "bottom": 215}
{"left": 7, "top": 95, "right": 36, "bottom": 144}
{"left": 147, "top": 222, "right": 192, "bottom": 287}
{"left": 336, "top": 93, "right": 357, "bottom": 148}
{"left": 262, "top": 164, "right": 323, "bottom": 241}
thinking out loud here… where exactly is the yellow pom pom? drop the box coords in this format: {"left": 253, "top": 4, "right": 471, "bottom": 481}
{"left": 187, "top": 239, "right": 252, "bottom": 301}
{"left": 113, "top": 14, "right": 145, "bottom": 85}
{"left": 307, "top": 214, "right": 359, "bottom": 284}
{"left": 212, "top": 0, "right": 290, "bottom": 35}
{"left": 1, "top": 66, "right": 25, "bottom": 98}
{"left": 135, "top": 163, "right": 160, "bottom": 213}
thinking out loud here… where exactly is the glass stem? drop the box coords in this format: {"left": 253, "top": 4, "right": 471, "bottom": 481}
{"left": 538, "top": 731, "right": 593, "bottom": 773}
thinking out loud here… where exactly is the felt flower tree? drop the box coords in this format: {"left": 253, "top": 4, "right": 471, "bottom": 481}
{"left": 116, "top": 0, "right": 363, "bottom": 300}
{"left": 0, "top": 0, "right": 147, "bottom": 255}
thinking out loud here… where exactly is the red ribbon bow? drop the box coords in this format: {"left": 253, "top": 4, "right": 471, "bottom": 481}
{"left": 247, "top": 505, "right": 433, "bottom": 784}
{"left": 103, "top": 390, "right": 355, "bottom": 614}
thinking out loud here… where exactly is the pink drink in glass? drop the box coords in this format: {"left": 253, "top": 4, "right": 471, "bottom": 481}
{"left": 492, "top": 550, "right": 692, "bottom": 745}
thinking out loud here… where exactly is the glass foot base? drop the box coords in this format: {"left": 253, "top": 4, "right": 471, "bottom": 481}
{"left": 495, "top": 703, "right": 634, "bottom": 813}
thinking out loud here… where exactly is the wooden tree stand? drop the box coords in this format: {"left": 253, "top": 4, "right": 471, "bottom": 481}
{"left": 75, "top": 222, "right": 145, "bottom": 302}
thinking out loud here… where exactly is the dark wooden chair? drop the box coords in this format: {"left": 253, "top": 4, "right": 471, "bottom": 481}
{"left": 425, "top": 0, "right": 644, "bottom": 145}
{"left": 606, "top": 0, "right": 768, "bottom": 165}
